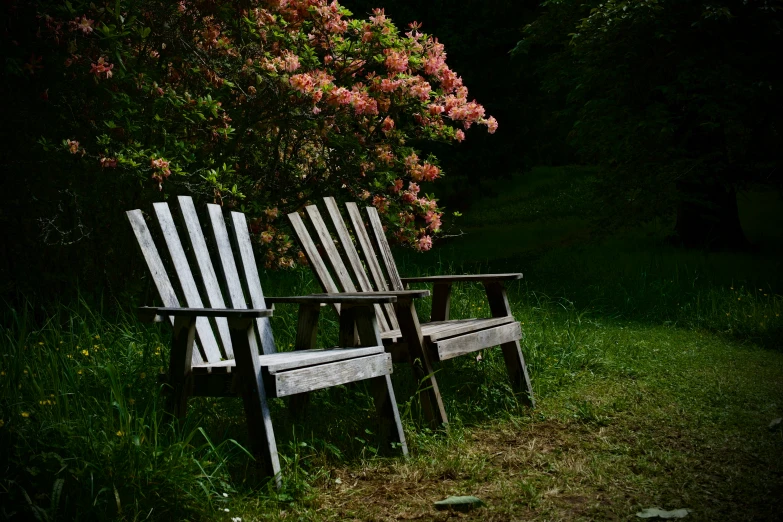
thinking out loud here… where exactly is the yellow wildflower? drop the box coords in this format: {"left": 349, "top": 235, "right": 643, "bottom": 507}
{"left": 0, "top": 371, "right": 5, "bottom": 376}
{"left": 116, "top": 430, "right": 124, "bottom": 437}
{"left": 94, "top": 335, "right": 100, "bottom": 340}
{"left": 82, "top": 349, "right": 89, "bottom": 357}
{"left": 128, "top": 398, "right": 136, "bottom": 405}
{"left": 0, "top": 419, "right": 4, "bottom": 428}
{"left": 38, "top": 342, "right": 44, "bottom": 346}
{"left": 21, "top": 412, "right": 30, "bottom": 418}
{"left": 77, "top": 370, "right": 83, "bottom": 375}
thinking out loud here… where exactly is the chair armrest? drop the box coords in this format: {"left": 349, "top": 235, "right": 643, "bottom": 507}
{"left": 138, "top": 307, "right": 273, "bottom": 322}
{"left": 266, "top": 294, "right": 398, "bottom": 305}
{"left": 314, "top": 290, "right": 430, "bottom": 303}
{"left": 400, "top": 273, "right": 523, "bottom": 284}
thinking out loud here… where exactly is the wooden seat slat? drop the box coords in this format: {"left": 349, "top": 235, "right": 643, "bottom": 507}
{"left": 178, "top": 196, "right": 234, "bottom": 358}
{"left": 380, "top": 316, "right": 517, "bottom": 342}
{"left": 192, "top": 346, "right": 385, "bottom": 375}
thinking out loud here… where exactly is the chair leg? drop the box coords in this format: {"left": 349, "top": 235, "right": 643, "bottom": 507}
{"left": 370, "top": 374, "right": 408, "bottom": 456}
{"left": 166, "top": 316, "right": 196, "bottom": 419}
{"left": 289, "top": 304, "right": 320, "bottom": 418}
{"left": 350, "top": 304, "right": 408, "bottom": 456}
{"left": 393, "top": 299, "right": 449, "bottom": 428}
{"left": 229, "top": 318, "right": 282, "bottom": 486}
{"left": 483, "top": 282, "right": 535, "bottom": 408}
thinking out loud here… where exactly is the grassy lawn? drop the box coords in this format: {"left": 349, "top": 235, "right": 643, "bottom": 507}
{"left": 2, "top": 166, "right": 782, "bottom": 520}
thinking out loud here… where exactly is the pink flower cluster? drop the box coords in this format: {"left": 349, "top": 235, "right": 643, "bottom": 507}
{"left": 89, "top": 57, "right": 114, "bottom": 79}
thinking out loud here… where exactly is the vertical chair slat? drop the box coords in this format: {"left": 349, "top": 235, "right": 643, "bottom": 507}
{"left": 230, "top": 211, "right": 276, "bottom": 355}
{"left": 366, "top": 206, "right": 405, "bottom": 291}
{"left": 126, "top": 209, "right": 205, "bottom": 365}
{"left": 345, "top": 202, "right": 400, "bottom": 330}
{"left": 178, "top": 196, "right": 234, "bottom": 359}
{"left": 323, "top": 197, "right": 392, "bottom": 332}
{"left": 153, "top": 203, "right": 224, "bottom": 362}
{"left": 207, "top": 204, "right": 248, "bottom": 308}
{"left": 287, "top": 212, "right": 342, "bottom": 312}
{"left": 304, "top": 205, "right": 357, "bottom": 292}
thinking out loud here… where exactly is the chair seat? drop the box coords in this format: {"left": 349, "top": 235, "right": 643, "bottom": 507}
{"left": 381, "top": 316, "right": 517, "bottom": 344}
{"left": 192, "top": 346, "right": 385, "bottom": 375}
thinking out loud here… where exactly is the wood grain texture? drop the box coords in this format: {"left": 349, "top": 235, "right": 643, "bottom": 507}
{"left": 231, "top": 211, "right": 276, "bottom": 355}
{"left": 430, "top": 283, "right": 452, "bottom": 322}
{"left": 140, "top": 307, "right": 272, "bottom": 319}
{"left": 190, "top": 346, "right": 385, "bottom": 374}
{"left": 287, "top": 212, "right": 341, "bottom": 313}
{"left": 345, "top": 202, "right": 400, "bottom": 330}
{"left": 323, "top": 197, "right": 391, "bottom": 332}
{"left": 126, "top": 209, "right": 205, "bottom": 365}
{"left": 166, "top": 315, "right": 196, "bottom": 418}
{"left": 379, "top": 316, "right": 517, "bottom": 343}
{"left": 434, "top": 322, "right": 522, "bottom": 361}
{"left": 305, "top": 204, "right": 357, "bottom": 292}
{"left": 294, "top": 303, "right": 320, "bottom": 351}
{"left": 273, "top": 353, "right": 392, "bottom": 397}
{"left": 484, "top": 282, "right": 535, "bottom": 407}
{"left": 178, "top": 196, "right": 235, "bottom": 359}
{"left": 266, "top": 295, "right": 396, "bottom": 304}
{"left": 229, "top": 320, "right": 281, "bottom": 483}
{"left": 371, "top": 374, "right": 408, "bottom": 456}
{"left": 206, "top": 203, "right": 249, "bottom": 310}
{"left": 366, "top": 206, "right": 404, "bottom": 291}
{"left": 401, "top": 273, "right": 523, "bottom": 283}
{"left": 394, "top": 299, "right": 448, "bottom": 427}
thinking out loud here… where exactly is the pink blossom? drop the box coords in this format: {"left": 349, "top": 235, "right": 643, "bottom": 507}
{"left": 408, "top": 79, "right": 431, "bottom": 101}
{"left": 381, "top": 116, "right": 395, "bottom": 133}
{"left": 428, "top": 104, "right": 445, "bottom": 116}
{"left": 401, "top": 191, "right": 417, "bottom": 203}
{"left": 484, "top": 116, "right": 498, "bottom": 134}
{"left": 425, "top": 211, "right": 442, "bottom": 231}
{"left": 420, "top": 163, "right": 440, "bottom": 182}
{"left": 283, "top": 51, "right": 300, "bottom": 72}
{"left": 75, "top": 16, "right": 94, "bottom": 35}
{"left": 391, "top": 179, "right": 403, "bottom": 193}
{"left": 67, "top": 140, "right": 80, "bottom": 154}
{"left": 359, "top": 189, "right": 371, "bottom": 200}
{"left": 289, "top": 73, "right": 314, "bottom": 94}
{"left": 370, "top": 8, "right": 386, "bottom": 26}
{"left": 454, "top": 129, "right": 465, "bottom": 142}
{"left": 417, "top": 235, "right": 433, "bottom": 251}
{"left": 408, "top": 182, "right": 420, "bottom": 194}
{"left": 372, "top": 195, "right": 389, "bottom": 213}
{"left": 100, "top": 156, "right": 117, "bottom": 168}
{"left": 379, "top": 78, "right": 400, "bottom": 92}
{"left": 327, "top": 86, "right": 352, "bottom": 106}
{"left": 89, "top": 57, "right": 114, "bottom": 79}
{"left": 384, "top": 50, "right": 408, "bottom": 73}
{"left": 260, "top": 232, "right": 274, "bottom": 243}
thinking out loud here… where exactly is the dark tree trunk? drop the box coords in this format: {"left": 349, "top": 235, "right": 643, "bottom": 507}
{"left": 673, "top": 179, "right": 750, "bottom": 250}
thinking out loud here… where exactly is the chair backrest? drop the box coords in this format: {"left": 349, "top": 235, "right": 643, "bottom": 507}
{"left": 287, "top": 197, "right": 403, "bottom": 332}
{"left": 127, "top": 196, "right": 276, "bottom": 365}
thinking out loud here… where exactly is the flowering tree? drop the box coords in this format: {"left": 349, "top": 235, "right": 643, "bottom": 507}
{"left": 8, "top": 0, "right": 496, "bottom": 268}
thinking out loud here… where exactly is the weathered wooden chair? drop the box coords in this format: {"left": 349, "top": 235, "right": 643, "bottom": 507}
{"left": 288, "top": 197, "right": 535, "bottom": 428}
{"left": 127, "top": 196, "right": 408, "bottom": 486}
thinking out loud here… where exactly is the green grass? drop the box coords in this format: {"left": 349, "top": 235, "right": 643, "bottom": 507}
{"left": 2, "top": 166, "right": 783, "bottom": 520}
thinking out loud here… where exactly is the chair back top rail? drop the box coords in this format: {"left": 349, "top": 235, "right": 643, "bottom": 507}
{"left": 128, "top": 197, "right": 278, "bottom": 366}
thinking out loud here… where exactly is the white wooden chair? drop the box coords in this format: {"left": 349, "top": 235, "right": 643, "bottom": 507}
{"left": 288, "top": 197, "right": 534, "bottom": 429}
{"left": 127, "top": 196, "right": 410, "bottom": 485}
